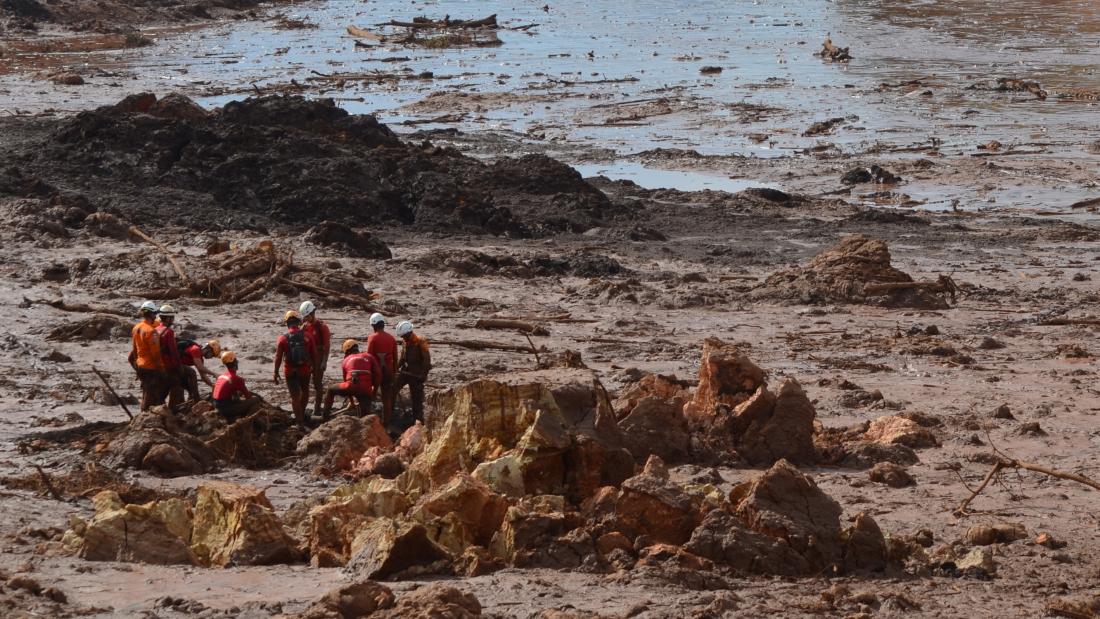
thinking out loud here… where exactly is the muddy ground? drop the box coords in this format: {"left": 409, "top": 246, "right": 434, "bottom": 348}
{"left": 2, "top": 3, "right": 1100, "bottom": 619}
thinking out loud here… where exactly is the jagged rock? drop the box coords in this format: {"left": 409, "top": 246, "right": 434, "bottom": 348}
{"left": 106, "top": 406, "right": 215, "bottom": 477}
{"left": 453, "top": 545, "right": 505, "bottom": 577}
{"left": 71, "top": 491, "right": 197, "bottom": 565}
{"left": 83, "top": 211, "right": 129, "bottom": 238}
{"left": 346, "top": 518, "right": 450, "bottom": 579}
{"left": 730, "top": 459, "right": 845, "bottom": 572}
{"left": 308, "top": 478, "right": 412, "bottom": 567}
{"left": 735, "top": 378, "right": 817, "bottom": 465}
{"left": 618, "top": 396, "right": 691, "bottom": 464}
{"left": 684, "top": 510, "right": 810, "bottom": 576}
{"left": 862, "top": 415, "right": 938, "bottom": 449}
{"left": 395, "top": 422, "right": 425, "bottom": 462}
{"left": 682, "top": 338, "right": 766, "bottom": 425}
{"left": 297, "top": 415, "right": 392, "bottom": 473}
{"left": 868, "top": 462, "right": 916, "bottom": 487}
{"left": 354, "top": 448, "right": 405, "bottom": 479}
{"left": 373, "top": 584, "right": 481, "bottom": 619}
{"left": 956, "top": 546, "right": 997, "bottom": 576}
{"left": 837, "top": 442, "right": 919, "bottom": 469}
{"left": 189, "top": 482, "right": 297, "bottom": 567}
{"left": 965, "top": 522, "right": 1027, "bottom": 546}
{"left": 613, "top": 373, "right": 691, "bottom": 417}
{"left": 299, "top": 580, "right": 396, "bottom": 619}
{"left": 489, "top": 495, "right": 569, "bottom": 564}
{"left": 842, "top": 512, "right": 888, "bottom": 572}
{"left": 596, "top": 531, "right": 633, "bottom": 556}
{"left": 409, "top": 473, "right": 508, "bottom": 551}
{"left": 613, "top": 460, "right": 703, "bottom": 545}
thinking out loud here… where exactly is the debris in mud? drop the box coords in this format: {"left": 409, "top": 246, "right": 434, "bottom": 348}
{"left": 868, "top": 462, "right": 915, "bottom": 488}
{"left": 995, "top": 77, "right": 1047, "bottom": 100}
{"left": 699, "top": 66, "right": 723, "bottom": 75}
{"left": 1, "top": 462, "right": 176, "bottom": 504}
{"left": 45, "top": 314, "right": 128, "bottom": 341}
{"left": 0, "top": 0, "right": 287, "bottom": 32}
{"left": 749, "top": 235, "right": 954, "bottom": 308}
{"left": 803, "top": 117, "right": 846, "bottom": 137}
{"left": 368, "top": 14, "right": 506, "bottom": 49}
{"left": 1, "top": 94, "right": 620, "bottom": 236}
{"left": 304, "top": 221, "right": 392, "bottom": 259}
{"left": 816, "top": 35, "right": 851, "bottom": 62}
{"left": 841, "top": 165, "right": 902, "bottom": 185}
{"left": 414, "top": 249, "right": 627, "bottom": 278}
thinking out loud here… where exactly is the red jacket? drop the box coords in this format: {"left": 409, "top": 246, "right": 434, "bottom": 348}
{"left": 276, "top": 327, "right": 316, "bottom": 376}
{"left": 213, "top": 369, "right": 250, "bottom": 401}
{"left": 156, "top": 324, "right": 181, "bottom": 370}
{"left": 366, "top": 331, "right": 398, "bottom": 376}
{"left": 342, "top": 352, "right": 382, "bottom": 392}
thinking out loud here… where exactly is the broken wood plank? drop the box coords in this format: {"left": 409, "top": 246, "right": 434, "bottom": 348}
{"left": 474, "top": 318, "right": 549, "bottom": 336}
{"left": 26, "top": 297, "right": 130, "bottom": 317}
{"left": 91, "top": 366, "right": 133, "bottom": 420}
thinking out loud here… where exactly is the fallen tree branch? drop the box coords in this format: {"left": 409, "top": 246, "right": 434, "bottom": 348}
{"left": 34, "top": 465, "right": 64, "bottom": 502}
{"left": 280, "top": 277, "right": 379, "bottom": 312}
{"left": 474, "top": 318, "right": 549, "bottom": 336}
{"left": 25, "top": 297, "right": 130, "bottom": 317}
{"left": 91, "top": 366, "right": 133, "bottom": 420}
{"left": 378, "top": 14, "right": 497, "bottom": 29}
{"left": 955, "top": 456, "right": 1100, "bottom": 516}
{"left": 433, "top": 338, "right": 545, "bottom": 354}
{"left": 129, "top": 225, "right": 193, "bottom": 286}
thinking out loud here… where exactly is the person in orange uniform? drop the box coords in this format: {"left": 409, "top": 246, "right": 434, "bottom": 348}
{"left": 212, "top": 351, "right": 261, "bottom": 420}
{"left": 155, "top": 304, "right": 185, "bottom": 409}
{"left": 299, "top": 300, "right": 332, "bottom": 419}
{"left": 365, "top": 312, "right": 398, "bottom": 424}
{"left": 273, "top": 310, "right": 316, "bottom": 426}
{"left": 128, "top": 301, "right": 165, "bottom": 411}
{"left": 395, "top": 320, "right": 431, "bottom": 424}
{"left": 179, "top": 339, "right": 221, "bottom": 401}
{"left": 321, "top": 339, "right": 382, "bottom": 421}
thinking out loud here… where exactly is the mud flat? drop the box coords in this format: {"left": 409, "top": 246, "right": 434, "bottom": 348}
{"left": 0, "top": 91, "right": 1099, "bottom": 617}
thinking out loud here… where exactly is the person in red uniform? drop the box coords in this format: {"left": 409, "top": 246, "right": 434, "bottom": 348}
{"left": 299, "top": 300, "right": 332, "bottom": 418}
{"left": 273, "top": 310, "right": 316, "bottom": 426}
{"left": 395, "top": 320, "right": 431, "bottom": 424}
{"left": 128, "top": 301, "right": 164, "bottom": 411}
{"left": 212, "top": 351, "right": 261, "bottom": 419}
{"left": 179, "top": 339, "right": 221, "bottom": 401}
{"left": 321, "top": 339, "right": 382, "bottom": 420}
{"left": 365, "top": 312, "right": 398, "bottom": 424}
{"left": 155, "top": 304, "right": 185, "bottom": 409}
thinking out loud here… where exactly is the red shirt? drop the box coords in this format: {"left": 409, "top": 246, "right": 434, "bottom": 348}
{"left": 180, "top": 342, "right": 203, "bottom": 367}
{"left": 366, "top": 331, "right": 398, "bottom": 376}
{"left": 342, "top": 352, "right": 381, "bottom": 391}
{"left": 156, "top": 324, "right": 181, "bottom": 370}
{"left": 213, "top": 369, "right": 250, "bottom": 401}
{"left": 276, "top": 327, "right": 316, "bottom": 376}
{"left": 303, "top": 319, "right": 331, "bottom": 355}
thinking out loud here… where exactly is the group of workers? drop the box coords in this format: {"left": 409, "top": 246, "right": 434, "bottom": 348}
{"left": 128, "top": 300, "right": 431, "bottom": 428}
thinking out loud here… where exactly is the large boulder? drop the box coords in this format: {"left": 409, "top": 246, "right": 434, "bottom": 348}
{"left": 861, "top": 415, "right": 938, "bottom": 449}
{"left": 684, "top": 510, "right": 810, "bottom": 576}
{"left": 346, "top": 519, "right": 450, "bottom": 580}
{"left": 307, "top": 478, "right": 413, "bottom": 567}
{"left": 618, "top": 396, "right": 691, "bottom": 464}
{"left": 373, "top": 584, "right": 482, "bottom": 619}
{"left": 298, "top": 580, "right": 397, "bottom": 619}
{"left": 189, "top": 482, "right": 297, "bottom": 567}
{"left": 734, "top": 378, "right": 818, "bottom": 465}
{"left": 68, "top": 491, "right": 197, "bottom": 565}
{"left": 612, "top": 457, "right": 703, "bottom": 545}
{"left": 682, "top": 338, "right": 766, "bottom": 425}
{"left": 488, "top": 495, "right": 570, "bottom": 565}
{"left": 304, "top": 221, "right": 392, "bottom": 259}
{"left": 409, "top": 473, "right": 508, "bottom": 553}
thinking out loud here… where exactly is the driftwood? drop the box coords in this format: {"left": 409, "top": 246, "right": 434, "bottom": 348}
{"left": 91, "top": 366, "right": 133, "bottom": 420}
{"left": 863, "top": 275, "right": 958, "bottom": 303}
{"left": 347, "top": 25, "right": 383, "bottom": 42}
{"left": 129, "top": 225, "right": 193, "bottom": 286}
{"left": 26, "top": 297, "right": 130, "bottom": 317}
{"left": 474, "top": 318, "right": 549, "bottom": 336}
{"left": 379, "top": 14, "right": 498, "bottom": 29}
{"left": 279, "top": 277, "right": 379, "bottom": 312}
{"left": 433, "top": 338, "right": 544, "bottom": 355}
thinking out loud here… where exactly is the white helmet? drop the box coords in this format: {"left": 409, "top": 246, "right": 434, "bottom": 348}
{"left": 158, "top": 303, "right": 176, "bottom": 316}
{"left": 299, "top": 300, "right": 316, "bottom": 317}
{"left": 396, "top": 320, "right": 414, "bottom": 337}
{"left": 369, "top": 312, "right": 385, "bottom": 327}
{"left": 139, "top": 300, "right": 158, "bottom": 314}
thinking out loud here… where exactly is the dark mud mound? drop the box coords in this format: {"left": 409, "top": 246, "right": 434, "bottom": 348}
{"left": 749, "top": 235, "right": 949, "bottom": 308}
{"left": 1, "top": 0, "right": 277, "bottom": 30}
{"left": 2, "top": 93, "right": 619, "bottom": 236}
{"left": 414, "top": 249, "right": 628, "bottom": 278}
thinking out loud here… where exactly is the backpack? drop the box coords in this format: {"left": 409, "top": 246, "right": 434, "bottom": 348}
{"left": 176, "top": 338, "right": 198, "bottom": 357}
{"left": 286, "top": 330, "right": 310, "bottom": 367}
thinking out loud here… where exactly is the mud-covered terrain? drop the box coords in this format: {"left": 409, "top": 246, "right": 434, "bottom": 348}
{"left": 0, "top": 91, "right": 1099, "bottom": 618}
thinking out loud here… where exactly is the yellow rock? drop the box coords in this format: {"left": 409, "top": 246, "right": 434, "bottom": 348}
{"left": 189, "top": 482, "right": 297, "bottom": 567}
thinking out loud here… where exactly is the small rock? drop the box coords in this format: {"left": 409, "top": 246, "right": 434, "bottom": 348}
{"left": 1017, "top": 422, "right": 1046, "bottom": 437}
{"left": 6, "top": 575, "right": 42, "bottom": 594}
{"left": 924, "top": 325, "right": 940, "bottom": 336}
{"left": 41, "top": 350, "right": 73, "bottom": 363}
{"left": 991, "top": 404, "right": 1014, "bottom": 420}
{"left": 42, "top": 587, "right": 67, "bottom": 603}
{"left": 699, "top": 66, "right": 723, "bottom": 74}
{"left": 51, "top": 73, "right": 84, "bottom": 86}
{"left": 978, "top": 337, "right": 1005, "bottom": 350}
{"left": 868, "top": 462, "right": 915, "bottom": 488}
{"left": 1036, "top": 532, "right": 1067, "bottom": 549}
{"left": 965, "top": 522, "right": 1026, "bottom": 546}
{"left": 955, "top": 546, "right": 996, "bottom": 577}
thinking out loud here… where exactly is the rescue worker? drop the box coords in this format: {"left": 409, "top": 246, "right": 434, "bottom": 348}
{"left": 365, "top": 312, "right": 398, "bottom": 424}
{"left": 395, "top": 320, "right": 431, "bottom": 424}
{"left": 300, "top": 300, "right": 332, "bottom": 419}
{"left": 321, "top": 339, "right": 382, "bottom": 421}
{"left": 273, "top": 310, "right": 316, "bottom": 426}
{"left": 179, "top": 339, "right": 221, "bottom": 401}
{"left": 128, "top": 300, "right": 165, "bottom": 411}
{"left": 155, "top": 304, "right": 185, "bottom": 409}
{"left": 212, "top": 351, "right": 261, "bottom": 420}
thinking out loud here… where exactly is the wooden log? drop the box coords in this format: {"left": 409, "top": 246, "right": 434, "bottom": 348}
{"left": 27, "top": 297, "right": 130, "bottom": 317}
{"left": 379, "top": 14, "right": 497, "bottom": 29}
{"left": 280, "top": 277, "right": 379, "bottom": 312}
{"left": 235, "top": 260, "right": 294, "bottom": 304}
{"left": 474, "top": 318, "right": 549, "bottom": 336}
{"left": 129, "top": 226, "right": 193, "bottom": 286}
{"left": 433, "top": 338, "right": 544, "bottom": 354}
